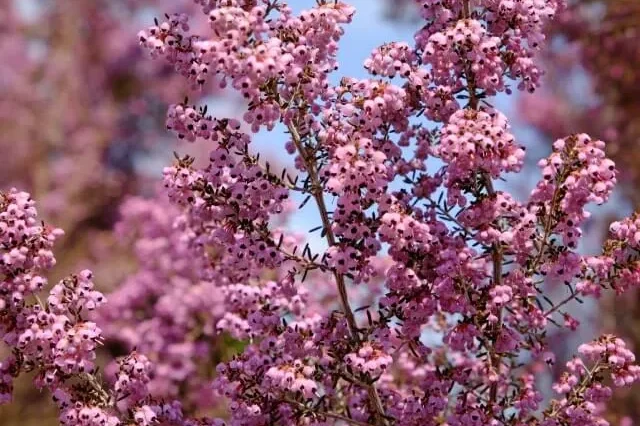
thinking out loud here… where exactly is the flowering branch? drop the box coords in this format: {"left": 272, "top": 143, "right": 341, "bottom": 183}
{"left": 4, "top": 1, "right": 640, "bottom": 426}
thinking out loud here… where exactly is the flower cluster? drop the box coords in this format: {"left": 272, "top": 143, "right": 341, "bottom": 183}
{"left": 137, "top": 13, "right": 206, "bottom": 87}
{"left": 131, "top": 1, "right": 640, "bottom": 425}
{"left": 414, "top": 0, "right": 560, "bottom": 95}
{"left": 265, "top": 362, "right": 319, "bottom": 399}
{"left": 424, "top": 19, "right": 504, "bottom": 93}
{"left": 344, "top": 344, "right": 393, "bottom": 377}
{"left": 436, "top": 107, "right": 524, "bottom": 199}
{"left": 549, "top": 335, "right": 640, "bottom": 425}
{"left": 0, "top": 190, "right": 215, "bottom": 426}
{"left": 529, "top": 134, "right": 617, "bottom": 249}
{"left": 166, "top": 102, "right": 217, "bottom": 142}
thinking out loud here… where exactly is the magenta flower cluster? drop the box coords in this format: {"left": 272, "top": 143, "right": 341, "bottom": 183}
{"left": 2, "top": 1, "right": 640, "bottom": 426}
{"left": 0, "top": 190, "right": 219, "bottom": 425}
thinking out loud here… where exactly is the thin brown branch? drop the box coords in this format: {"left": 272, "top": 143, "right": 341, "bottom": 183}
{"left": 287, "top": 123, "right": 388, "bottom": 426}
